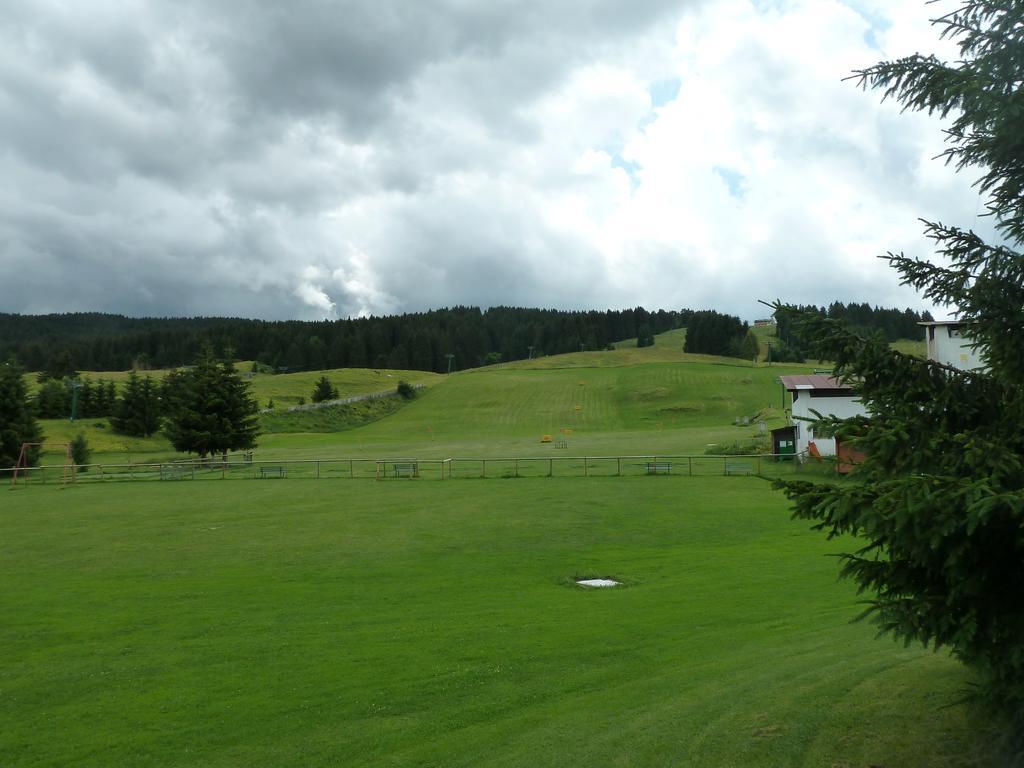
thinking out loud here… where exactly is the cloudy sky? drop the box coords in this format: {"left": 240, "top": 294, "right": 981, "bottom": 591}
{"left": 0, "top": 0, "right": 992, "bottom": 321}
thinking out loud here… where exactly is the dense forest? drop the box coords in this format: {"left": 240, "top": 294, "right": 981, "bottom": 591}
{"left": 683, "top": 311, "right": 756, "bottom": 358}
{"left": 775, "top": 302, "right": 933, "bottom": 360}
{"left": 0, "top": 302, "right": 934, "bottom": 374}
{"left": 0, "top": 307, "right": 690, "bottom": 374}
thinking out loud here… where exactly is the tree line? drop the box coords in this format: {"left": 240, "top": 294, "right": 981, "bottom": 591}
{"left": 0, "top": 301, "right": 934, "bottom": 376}
{"left": 683, "top": 311, "right": 759, "bottom": 359}
{"left": 0, "top": 348, "right": 261, "bottom": 470}
{"left": 775, "top": 302, "right": 933, "bottom": 360}
{"left": 0, "top": 306, "right": 691, "bottom": 375}
{"left": 35, "top": 377, "right": 119, "bottom": 419}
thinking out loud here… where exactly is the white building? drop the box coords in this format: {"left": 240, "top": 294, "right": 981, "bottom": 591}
{"left": 919, "top": 321, "right": 985, "bottom": 371}
{"left": 780, "top": 374, "right": 866, "bottom": 457}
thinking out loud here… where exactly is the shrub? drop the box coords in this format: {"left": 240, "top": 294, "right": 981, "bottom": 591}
{"left": 705, "top": 439, "right": 765, "bottom": 456}
{"left": 311, "top": 376, "right": 339, "bottom": 403}
{"left": 70, "top": 433, "right": 91, "bottom": 469}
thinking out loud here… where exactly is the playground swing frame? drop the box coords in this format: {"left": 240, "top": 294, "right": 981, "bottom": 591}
{"left": 10, "top": 443, "right": 76, "bottom": 487}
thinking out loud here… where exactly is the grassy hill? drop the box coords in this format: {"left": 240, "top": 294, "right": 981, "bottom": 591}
{"left": 29, "top": 330, "right": 811, "bottom": 464}
{"left": 254, "top": 360, "right": 802, "bottom": 459}
{"left": 24, "top": 326, "right": 924, "bottom": 466}
{"left": 25, "top": 364, "right": 441, "bottom": 402}
{"left": 508, "top": 327, "right": 760, "bottom": 368}
{"left": 249, "top": 335, "right": 813, "bottom": 462}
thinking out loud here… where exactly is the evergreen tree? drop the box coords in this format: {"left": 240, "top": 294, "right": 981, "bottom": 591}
{"left": 776, "top": 1, "right": 1024, "bottom": 746}
{"left": 0, "top": 360, "right": 43, "bottom": 472}
{"left": 163, "top": 348, "right": 260, "bottom": 459}
{"left": 217, "top": 358, "right": 260, "bottom": 460}
{"left": 738, "top": 329, "right": 760, "bottom": 361}
{"left": 684, "top": 310, "right": 748, "bottom": 357}
{"left": 635, "top": 323, "right": 655, "bottom": 348}
{"left": 77, "top": 379, "right": 94, "bottom": 419}
{"left": 70, "top": 432, "right": 91, "bottom": 468}
{"left": 43, "top": 350, "right": 77, "bottom": 381}
{"left": 311, "top": 376, "right": 339, "bottom": 403}
{"left": 101, "top": 381, "right": 118, "bottom": 416}
{"left": 111, "top": 371, "right": 161, "bottom": 437}
{"left": 35, "top": 379, "right": 70, "bottom": 419}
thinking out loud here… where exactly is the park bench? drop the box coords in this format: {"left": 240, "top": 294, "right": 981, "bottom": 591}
{"left": 645, "top": 462, "right": 672, "bottom": 475}
{"left": 259, "top": 466, "right": 287, "bottom": 479}
{"left": 393, "top": 462, "right": 419, "bottom": 478}
{"left": 725, "top": 460, "right": 753, "bottom": 476}
{"left": 161, "top": 464, "right": 191, "bottom": 480}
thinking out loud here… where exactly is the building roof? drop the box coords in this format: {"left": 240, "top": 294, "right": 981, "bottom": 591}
{"left": 779, "top": 374, "right": 852, "bottom": 391}
{"left": 918, "top": 320, "right": 965, "bottom": 327}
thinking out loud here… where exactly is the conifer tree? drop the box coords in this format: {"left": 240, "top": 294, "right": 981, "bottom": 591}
{"left": 102, "top": 381, "right": 118, "bottom": 415}
{"left": 684, "top": 310, "right": 748, "bottom": 357}
{"left": 163, "top": 348, "right": 260, "bottom": 459}
{"left": 0, "top": 360, "right": 43, "bottom": 471}
{"left": 738, "top": 329, "right": 760, "bottom": 361}
{"left": 35, "top": 379, "right": 70, "bottom": 419}
{"left": 635, "top": 323, "right": 655, "bottom": 348}
{"left": 216, "top": 358, "right": 260, "bottom": 459}
{"left": 70, "top": 432, "right": 91, "bottom": 468}
{"left": 111, "top": 371, "right": 161, "bottom": 437}
{"left": 77, "top": 379, "right": 94, "bottom": 418}
{"left": 311, "top": 375, "right": 339, "bottom": 403}
{"left": 775, "top": 0, "right": 1024, "bottom": 745}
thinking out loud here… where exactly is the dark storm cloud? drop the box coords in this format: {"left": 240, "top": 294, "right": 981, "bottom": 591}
{"left": 0, "top": 0, "right": 980, "bottom": 322}
{"left": 0, "top": 0, "right": 694, "bottom": 319}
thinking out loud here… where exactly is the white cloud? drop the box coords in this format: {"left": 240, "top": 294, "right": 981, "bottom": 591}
{"left": 0, "top": 0, "right": 985, "bottom": 321}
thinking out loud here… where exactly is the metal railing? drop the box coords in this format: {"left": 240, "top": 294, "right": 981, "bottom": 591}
{"left": 5, "top": 453, "right": 807, "bottom": 486}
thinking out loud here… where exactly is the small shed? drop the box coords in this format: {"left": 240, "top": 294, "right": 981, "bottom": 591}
{"left": 919, "top": 320, "right": 985, "bottom": 371}
{"left": 779, "top": 374, "right": 866, "bottom": 458}
{"left": 771, "top": 426, "right": 796, "bottom": 459}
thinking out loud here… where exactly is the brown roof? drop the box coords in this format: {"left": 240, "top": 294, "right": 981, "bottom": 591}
{"left": 779, "top": 374, "right": 852, "bottom": 391}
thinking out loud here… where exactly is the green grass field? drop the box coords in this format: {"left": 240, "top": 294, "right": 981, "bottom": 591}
{"left": 1, "top": 478, "right": 988, "bottom": 767}
{"left": 5, "top": 328, "right": 992, "bottom": 766}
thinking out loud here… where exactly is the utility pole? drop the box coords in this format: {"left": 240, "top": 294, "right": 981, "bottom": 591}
{"left": 527, "top": 346, "right": 534, "bottom": 360}
{"left": 68, "top": 380, "right": 83, "bottom": 421}
{"left": 445, "top": 353, "right": 455, "bottom": 374}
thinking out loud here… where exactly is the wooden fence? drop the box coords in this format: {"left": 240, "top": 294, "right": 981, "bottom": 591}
{"left": 6, "top": 453, "right": 807, "bottom": 486}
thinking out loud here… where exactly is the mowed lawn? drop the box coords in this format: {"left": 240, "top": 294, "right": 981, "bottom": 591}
{"left": 1, "top": 478, "right": 982, "bottom": 767}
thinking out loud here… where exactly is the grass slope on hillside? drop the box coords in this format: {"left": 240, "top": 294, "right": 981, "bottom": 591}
{"left": 255, "top": 357, "right": 809, "bottom": 461}
{"left": 24, "top": 365, "right": 441, "bottom": 405}
{"left": 510, "top": 328, "right": 712, "bottom": 368}
{"left": 260, "top": 397, "right": 406, "bottom": 434}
